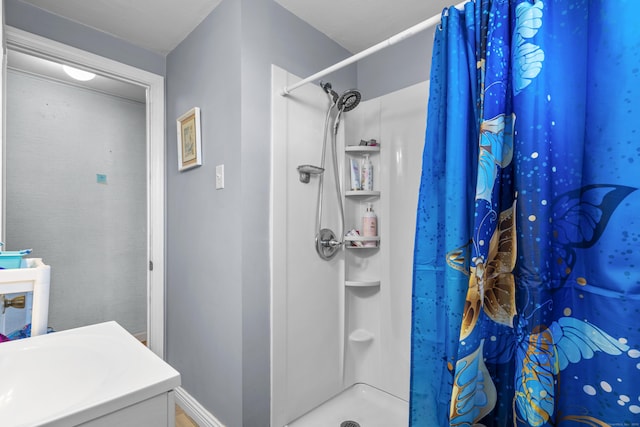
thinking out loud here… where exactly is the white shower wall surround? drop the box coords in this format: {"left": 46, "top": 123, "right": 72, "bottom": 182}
{"left": 271, "top": 65, "right": 428, "bottom": 427}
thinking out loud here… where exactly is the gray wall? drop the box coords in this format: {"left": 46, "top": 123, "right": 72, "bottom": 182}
{"left": 358, "top": 28, "right": 435, "bottom": 100}
{"left": 165, "top": 1, "right": 355, "bottom": 425}
{"left": 5, "top": 70, "right": 147, "bottom": 335}
{"left": 239, "top": 1, "right": 355, "bottom": 425}
{"left": 166, "top": 0, "right": 243, "bottom": 424}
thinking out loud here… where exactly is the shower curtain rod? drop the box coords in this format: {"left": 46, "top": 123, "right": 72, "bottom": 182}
{"left": 281, "top": 1, "right": 467, "bottom": 96}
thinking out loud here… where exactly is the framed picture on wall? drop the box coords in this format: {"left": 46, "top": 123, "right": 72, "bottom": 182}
{"left": 177, "top": 107, "right": 202, "bottom": 171}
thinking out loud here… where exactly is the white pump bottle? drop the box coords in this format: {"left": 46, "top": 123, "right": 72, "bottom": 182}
{"left": 362, "top": 203, "right": 377, "bottom": 247}
{"left": 361, "top": 154, "right": 373, "bottom": 191}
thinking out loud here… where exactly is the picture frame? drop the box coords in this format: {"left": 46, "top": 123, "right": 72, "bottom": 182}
{"left": 177, "top": 107, "right": 202, "bottom": 171}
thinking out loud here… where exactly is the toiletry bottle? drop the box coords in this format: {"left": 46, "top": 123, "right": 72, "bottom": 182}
{"left": 362, "top": 203, "right": 377, "bottom": 247}
{"left": 361, "top": 154, "right": 373, "bottom": 191}
{"left": 350, "top": 158, "right": 361, "bottom": 190}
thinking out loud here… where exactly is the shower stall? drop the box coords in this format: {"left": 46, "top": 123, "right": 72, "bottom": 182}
{"left": 271, "top": 65, "right": 429, "bottom": 426}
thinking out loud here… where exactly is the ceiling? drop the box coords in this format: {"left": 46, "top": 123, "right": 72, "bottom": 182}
{"left": 11, "top": 0, "right": 457, "bottom": 100}
{"left": 274, "top": 0, "right": 454, "bottom": 53}
{"left": 19, "top": 0, "right": 224, "bottom": 56}
{"left": 19, "top": 0, "right": 456, "bottom": 55}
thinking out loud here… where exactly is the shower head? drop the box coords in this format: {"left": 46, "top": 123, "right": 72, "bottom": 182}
{"left": 337, "top": 89, "right": 361, "bottom": 112}
{"left": 320, "top": 81, "right": 339, "bottom": 103}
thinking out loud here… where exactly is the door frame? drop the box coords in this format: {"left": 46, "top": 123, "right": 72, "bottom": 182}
{"left": 1, "top": 26, "right": 166, "bottom": 357}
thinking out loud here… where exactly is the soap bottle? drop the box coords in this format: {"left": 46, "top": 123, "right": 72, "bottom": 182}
{"left": 362, "top": 203, "right": 377, "bottom": 247}
{"left": 361, "top": 154, "right": 373, "bottom": 191}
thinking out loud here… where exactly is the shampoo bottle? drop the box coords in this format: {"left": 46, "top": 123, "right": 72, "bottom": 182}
{"left": 350, "top": 158, "right": 361, "bottom": 190}
{"left": 361, "top": 154, "right": 373, "bottom": 191}
{"left": 362, "top": 203, "right": 377, "bottom": 247}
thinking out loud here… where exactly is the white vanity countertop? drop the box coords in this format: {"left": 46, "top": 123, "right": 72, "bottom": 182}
{"left": 0, "top": 321, "right": 181, "bottom": 427}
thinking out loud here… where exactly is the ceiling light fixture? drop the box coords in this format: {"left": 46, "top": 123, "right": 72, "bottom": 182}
{"left": 62, "top": 65, "right": 96, "bottom": 81}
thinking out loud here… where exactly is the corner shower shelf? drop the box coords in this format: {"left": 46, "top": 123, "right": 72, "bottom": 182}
{"left": 349, "top": 329, "right": 375, "bottom": 343}
{"left": 345, "top": 280, "right": 381, "bottom": 288}
{"left": 344, "top": 235, "right": 380, "bottom": 249}
{"left": 345, "top": 190, "right": 380, "bottom": 197}
{"left": 345, "top": 145, "right": 380, "bottom": 153}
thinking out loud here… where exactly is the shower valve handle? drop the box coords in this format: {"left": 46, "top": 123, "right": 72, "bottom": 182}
{"left": 322, "top": 238, "right": 343, "bottom": 248}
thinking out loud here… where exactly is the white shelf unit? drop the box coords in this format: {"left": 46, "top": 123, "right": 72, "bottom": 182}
{"left": 348, "top": 328, "right": 375, "bottom": 343}
{"left": 345, "top": 145, "right": 380, "bottom": 153}
{"left": 344, "top": 143, "right": 381, "bottom": 247}
{"left": 345, "top": 190, "right": 381, "bottom": 197}
{"left": 344, "top": 235, "right": 380, "bottom": 249}
{"left": 345, "top": 280, "right": 381, "bottom": 288}
{"left": 0, "top": 258, "right": 51, "bottom": 337}
{"left": 343, "top": 141, "right": 381, "bottom": 367}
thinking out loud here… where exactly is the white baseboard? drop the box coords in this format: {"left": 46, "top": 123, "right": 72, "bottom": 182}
{"left": 175, "top": 386, "right": 225, "bottom": 427}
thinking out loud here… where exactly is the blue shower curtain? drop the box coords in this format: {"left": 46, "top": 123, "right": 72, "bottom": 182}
{"left": 410, "top": 1, "right": 640, "bottom": 426}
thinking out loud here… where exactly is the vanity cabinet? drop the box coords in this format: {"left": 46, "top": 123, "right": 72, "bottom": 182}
{"left": 78, "top": 392, "right": 175, "bottom": 427}
{"left": 0, "top": 321, "right": 181, "bottom": 427}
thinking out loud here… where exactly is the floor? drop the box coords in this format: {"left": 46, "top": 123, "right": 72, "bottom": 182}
{"left": 176, "top": 405, "right": 199, "bottom": 427}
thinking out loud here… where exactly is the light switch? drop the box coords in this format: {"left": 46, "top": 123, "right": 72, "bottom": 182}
{"left": 216, "top": 164, "right": 225, "bottom": 189}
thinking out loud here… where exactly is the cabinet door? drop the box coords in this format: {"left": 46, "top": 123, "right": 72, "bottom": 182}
{"left": 76, "top": 393, "right": 173, "bottom": 427}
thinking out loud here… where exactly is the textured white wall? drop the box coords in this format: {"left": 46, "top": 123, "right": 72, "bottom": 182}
{"left": 5, "top": 70, "right": 147, "bottom": 335}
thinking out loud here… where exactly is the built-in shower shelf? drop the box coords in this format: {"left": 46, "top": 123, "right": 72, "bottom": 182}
{"left": 345, "top": 280, "right": 380, "bottom": 288}
{"left": 345, "top": 145, "right": 380, "bottom": 153}
{"left": 344, "top": 235, "right": 380, "bottom": 249}
{"left": 345, "top": 190, "right": 380, "bottom": 197}
{"left": 349, "top": 329, "right": 374, "bottom": 343}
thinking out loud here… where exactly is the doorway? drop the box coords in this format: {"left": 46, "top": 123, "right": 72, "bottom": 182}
{"left": 1, "top": 27, "right": 166, "bottom": 356}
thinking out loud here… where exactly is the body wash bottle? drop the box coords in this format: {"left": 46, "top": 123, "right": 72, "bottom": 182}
{"left": 362, "top": 203, "right": 377, "bottom": 247}
{"left": 361, "top": 154, "right": 373, "bottom": 191}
